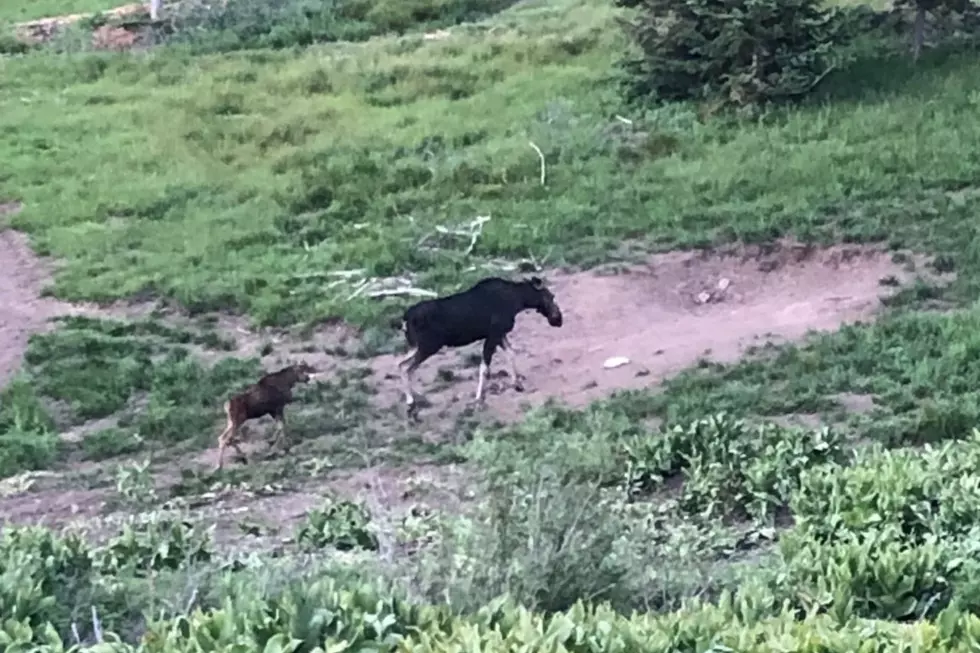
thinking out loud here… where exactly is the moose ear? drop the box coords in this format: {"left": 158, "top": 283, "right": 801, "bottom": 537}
{"left": 529, "top": 276, "right": 544, "bottom": 289}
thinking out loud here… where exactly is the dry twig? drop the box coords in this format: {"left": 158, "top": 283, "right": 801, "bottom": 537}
{"left": 417, "top": 214, "right": 491, "bottom": 256}
{"left": 91, "top": 606, "right": 104, "bottom": 643}
{"left": 528, "top": 141, "right": 546, "bottom": 186}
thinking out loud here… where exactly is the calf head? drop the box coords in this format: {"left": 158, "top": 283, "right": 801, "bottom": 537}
{"left": 525, "top": 276, "right": 563, "bottom": 328}
{"left": 290, "top": 361, "right": 317, "bottom": 384}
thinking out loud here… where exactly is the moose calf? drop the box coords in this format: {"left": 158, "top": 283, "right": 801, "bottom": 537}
{"left": 397, "top": 276, "right": 564, "bottom": 417}
{"left": 215, "top": 361, "right": 316, "bottom": 470}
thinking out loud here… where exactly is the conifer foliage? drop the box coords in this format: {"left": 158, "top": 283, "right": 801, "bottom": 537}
{"left": 617, "top": 0, "right": 844, "bottom": 108}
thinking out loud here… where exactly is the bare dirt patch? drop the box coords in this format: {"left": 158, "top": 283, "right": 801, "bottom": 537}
{"left": 0, "top": 228, "right": 83, "bottom": 386}
{"left": 0, "top": 229, "right": 945, "bottom": 535}
{"left": 0, "top": 223, "right": 167, "bottom": 388}
{"left": 369, "top": 242, "right": 943, "bottom": 423}
{"left": 13, "top": 3, "right": 150, "bottom": 49}
{"left": 0, "top": 484, "right": 107, "bottom": 529}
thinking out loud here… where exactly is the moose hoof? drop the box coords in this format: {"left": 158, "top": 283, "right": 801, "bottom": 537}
{"left": 406, "top": 401, "right": 421, "bottom": 421}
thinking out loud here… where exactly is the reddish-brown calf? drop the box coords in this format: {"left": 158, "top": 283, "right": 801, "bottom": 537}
{"left": 215, "top": 362, "right": 316, "bottom": 470}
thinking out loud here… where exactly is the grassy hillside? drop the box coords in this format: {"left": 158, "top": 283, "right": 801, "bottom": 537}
{"left": 0, "top": 0, "right": 124, "bottom": 23}
{"left": 5, "top": 0, "right": 980, "bottom": 650}
{"left": 4, "top": 0, "right": 980, "bottom": 327}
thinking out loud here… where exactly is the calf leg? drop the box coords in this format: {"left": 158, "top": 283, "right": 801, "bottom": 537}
{"left": 501, "top": 337, "right": 524, "bottom": 392}
{"left": 216, "top": 422, "right": 247, "bottom": 470}
{"left": 397, "top": 349, "right": 420, "bottom": 405}
{"left": 216, "top": 421, "right": 233, "bottom": 471}
{"left": 269, "top": 409, "right": 289, "bottom": 451}
{"left": 216, "top": 402, "right": 244, "bottom": 470}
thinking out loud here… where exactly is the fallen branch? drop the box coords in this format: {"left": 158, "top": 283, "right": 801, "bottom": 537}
{"left": 345, "top": 279, "right": 372, "bottom": 301}
{"left": 91, "top": 606, "right": 104, "bottom": 644}
{"left": 418, "top": 214, "right": 491, "bottom": 256}
{"left": 528, "top": 141, "right": 546, "bottom": 186}
{"left": 343, "top": 275, "right": 436, "bottom": 301}
{"left": 183, "top": 587, "right": 199, "bottom": 615}
{"left": 367, "top": 287, "right": 438, "bottom": 299}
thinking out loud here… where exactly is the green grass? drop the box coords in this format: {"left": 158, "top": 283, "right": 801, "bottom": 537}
{"left": 1, "top": 0, "right": 978, "bottom": 482}
{"left": 0, "top": 378, "right": 61, "bottom": 477}
{"left": 10, "top": 1, "right": 980, "bottom": 647}
{"left": 0, "top": 0, "right": 124, "bottom": 23}
{"left": 3, "top": 0, "right": 978, "bottom": 329}
{"left": 13, "top": 315, "right": 262, "bottom": 462}
{"left": 4, "top": 312, "right": 400, "bottom": 474}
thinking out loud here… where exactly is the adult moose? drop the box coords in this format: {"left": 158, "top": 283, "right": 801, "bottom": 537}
{"left": 396, "top": 276, "right": 564, "bottom": 417}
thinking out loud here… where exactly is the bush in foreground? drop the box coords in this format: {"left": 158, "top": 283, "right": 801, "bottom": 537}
{"left": 11, "top": 571, "right": 980, "bottom": 652}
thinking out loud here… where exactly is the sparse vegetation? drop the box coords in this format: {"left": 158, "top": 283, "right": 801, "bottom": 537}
{"left": 22, "top": 316, "right": 262, "bottom": 457}
{"left": 296, "top": 497, "right": 379, "bottom": 551}
{"left": 5, "top": 0, "right": 980, "bottom": 649}
{"left": 0, "top": 0, "right": 122, "bottom": 23}
{"left": 159, "top": 0, "right": 523, "bottom": 53}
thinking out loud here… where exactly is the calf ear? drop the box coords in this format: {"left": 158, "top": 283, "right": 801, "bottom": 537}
{"left": 529, "top": 276, "right": 544, "bottom": 289}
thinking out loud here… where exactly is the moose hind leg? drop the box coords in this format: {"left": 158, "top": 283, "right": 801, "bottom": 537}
{"left": 397, "top": 348, "right": 420, "bottom": 407}
{"left": 399, "top": 345, "right": 437, "bottom": 415}
{"left": 501, "top": 337, "right": 524, "bottom": 392}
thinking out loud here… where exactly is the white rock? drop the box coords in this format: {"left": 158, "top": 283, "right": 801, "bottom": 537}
{"left": 603, "top": 356, "right": 631, "bottom": 369}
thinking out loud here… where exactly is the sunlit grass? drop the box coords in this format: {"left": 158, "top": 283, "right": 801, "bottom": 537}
{"left": 4, "top": 0, "right": 980, "bottom": 463}
{"left": 7, "top": 6, "right": 980, "bottom": 636}
{"left": 0, "top": 0, "right": 124, "bottom": 23}
{"left": 2, "top": 0, "right": 977, "bottom": 329}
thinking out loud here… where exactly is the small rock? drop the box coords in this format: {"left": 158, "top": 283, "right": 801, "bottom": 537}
{"left": 695, "top": 291, "right": 712, "bottom": 304}
{"left": 758, "top": 260, "right": 779, "bottom": 273}
{"left": 635, "top": 368, "right": 651, "bottom": 377}
{"left": 603, "top": 356, "right": 630, "bottom": 369}
{"left": 717, "top": 277, "right": 731, "bottom": 291}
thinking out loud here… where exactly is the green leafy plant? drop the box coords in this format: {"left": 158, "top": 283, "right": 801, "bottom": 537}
{"left": 791, "top": 430, "right": 980, "bottom": 544}
{"left": 772, "top": 525, "right": 980, "bottom": 622}
{"left": 114, "top": 458, "right": 158, "bottom": 509}
{"left": 98, "top": 516, "right": 214, "bottom": 576}
{"left": 624, "top": 413, "right": 844, "bottom": 523}
{"left": 296, "top": 498, "right": 380, "bottom": 552}
{"left": 0, "top": 379, "right": 60, "bottom": 479}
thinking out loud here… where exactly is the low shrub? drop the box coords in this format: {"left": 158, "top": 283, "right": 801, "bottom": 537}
{"left": 158, "top": 0, "right": 521, "bottom": 52}
{"left": 0, "top": 379, "right": 60, "bottom": 479}
{"left": 296, "top": 498, "right": 380, "bottom": 552}
{"left": 624, "top": 413, "right": 844, "bottom": 523}
{"left": 791, "top": 430, "right": 980, "bottom": 543}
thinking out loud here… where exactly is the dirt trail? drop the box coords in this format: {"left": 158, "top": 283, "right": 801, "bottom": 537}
{"left": 0, "top": 219, "right": 945, "bottom": 532}
{"left": 0, "top": 215, "right": 83, "bottom": 386}
{"left": 369, "top": 242, "right": 937, "bottom": 422}
{"left": 0, "top": 216, "right": 938, "bottom": 429}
